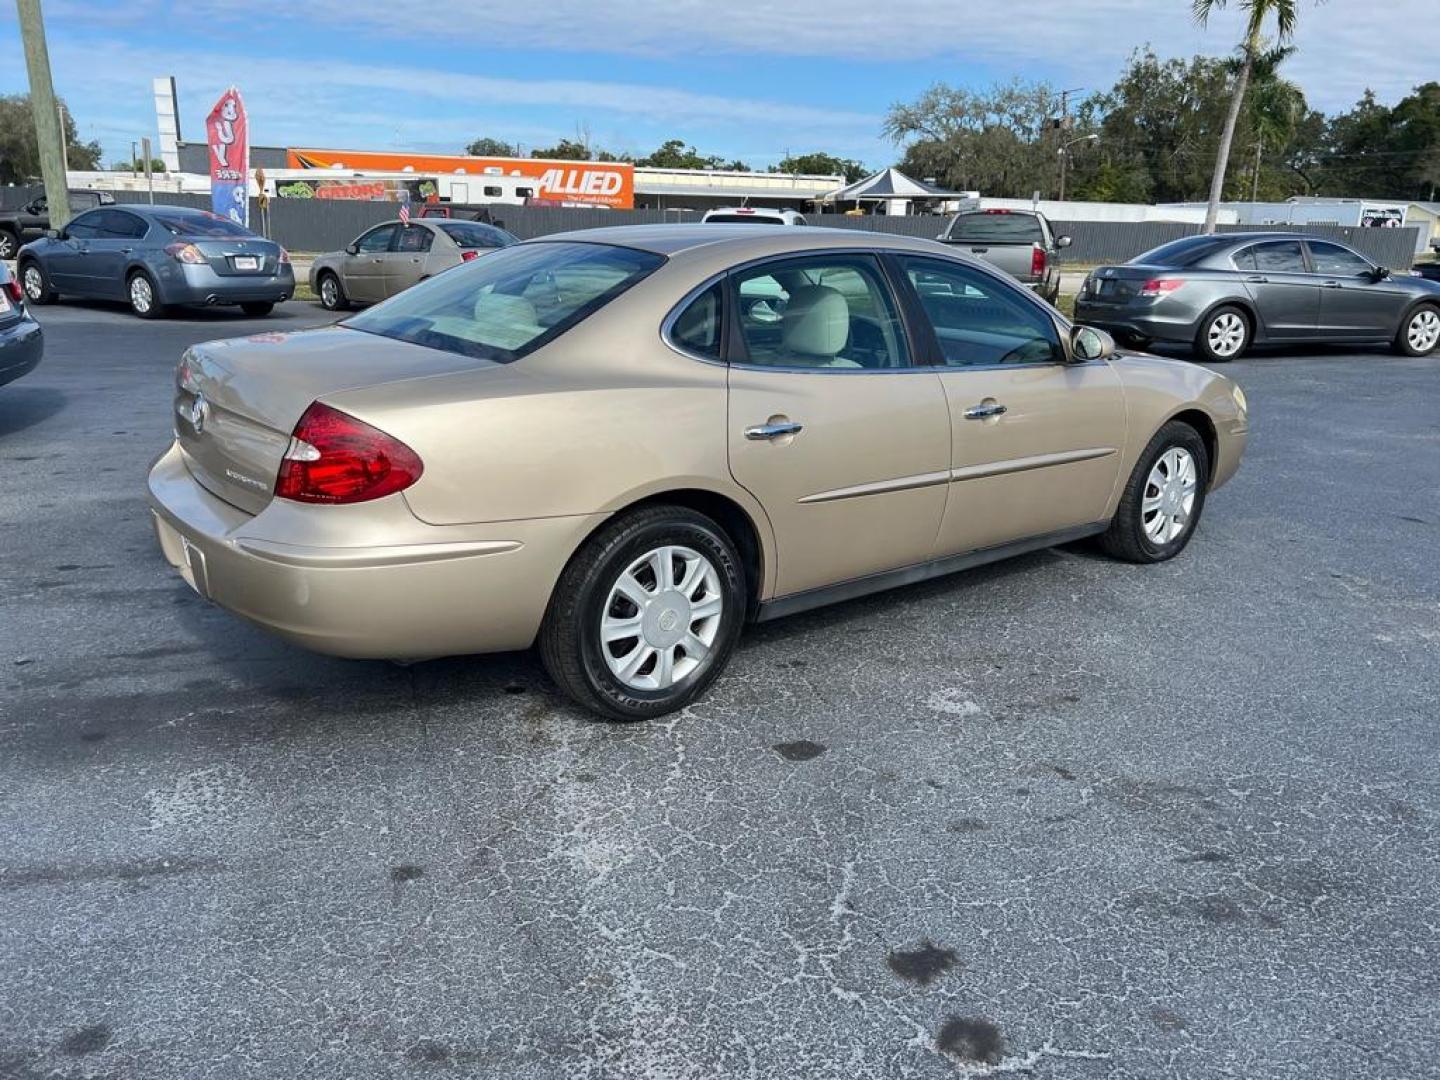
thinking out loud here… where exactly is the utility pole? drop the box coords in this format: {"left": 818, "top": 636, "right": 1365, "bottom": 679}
{"left": 1251, "top": 136, "right": 1263, "bottom": 204}
{"left": 15, "top": 0, "right": 71, "bottom": 228}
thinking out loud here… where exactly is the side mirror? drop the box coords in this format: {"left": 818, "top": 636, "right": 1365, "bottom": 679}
{"left": 1373, "top": 265, "right": 1391, "bottom": 281}
{"left": 345, "top": 243, "right": 359, "bottom": 255}
{"left": 44, "top": 228, "right": 60, "bottom": 240}
{"left": 1056, "top": 235, "right": 1072, "bottom": 249}
{"left": 1071, "top": 325, "right": 1115, "bottom": 362}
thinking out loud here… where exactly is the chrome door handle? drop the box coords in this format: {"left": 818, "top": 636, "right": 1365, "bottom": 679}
{"left": 1321, "top": 280, "right": 1341, "bottom": 288}
{"left": 745, "top": 420, "right": 803, "bottom": 441}
{"left": 1245, "top": 275, "right": 1268, "bottom": 283}
{"left": 963, "top": 402, "right": 1008, "bottom": 420}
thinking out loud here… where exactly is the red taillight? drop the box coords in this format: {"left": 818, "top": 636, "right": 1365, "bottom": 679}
{"left": 275, "top": 402, "right": 423, "bottom": 505}
{"left": 166, "top": 242, "right": 207, "bottom": 265}
{"left": 1031, "top": 246, "right": 1047, "bottom": 277}
{"left": 278, "top": 247, "right": 291, "bottom": 264}
{"left": 3, "top": 279, "right": 21, "bottom": 304}
{"left": 1139, "top": 278, "right": 1186, "bottom": 298}
{"left": 982, "top": 208, "right": 1012, "bottom": 214}
{"left": 460, "top": 249, "right": 480, "bottom": 262}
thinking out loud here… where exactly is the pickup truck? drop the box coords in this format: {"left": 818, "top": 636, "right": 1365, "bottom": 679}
{"left": 937, "top": 208, "right": 1069, "bottom": 305}
{"left": 0, "top": 190, "right": 115, "bottom": 260}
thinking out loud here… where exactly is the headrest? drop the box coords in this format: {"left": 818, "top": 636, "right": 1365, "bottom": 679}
{"left": 471, "top": 292, "right": 541, "bottom": 349}
{"left": 781, "top": 285, "right": 849, "bottom": 357}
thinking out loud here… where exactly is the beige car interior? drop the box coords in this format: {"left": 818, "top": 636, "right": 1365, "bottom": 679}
{"left": 778, "top": 285, "right": 861, "bottom": 368}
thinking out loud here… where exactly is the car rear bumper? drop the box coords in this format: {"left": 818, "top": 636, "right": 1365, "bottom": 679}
{"left": 156, "top": 263, "right": 295, "bottom": 306}
{"left": 0, "top": 316, "right": 42, "bottom": 387}
{"left": 1073, "top": 299, "right": 1199, "bottom": 344}
{"left": 146, "top": 441, "right": 603, "bottom": 660}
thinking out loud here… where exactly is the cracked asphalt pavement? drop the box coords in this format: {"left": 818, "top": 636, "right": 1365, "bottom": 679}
{"left": 2, "top": 299, "right": 1437, "bottom": 1079}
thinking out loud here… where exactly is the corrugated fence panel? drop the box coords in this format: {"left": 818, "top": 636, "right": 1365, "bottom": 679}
{"left": 16, "top": 190, "right": 1418, "bottom": 269}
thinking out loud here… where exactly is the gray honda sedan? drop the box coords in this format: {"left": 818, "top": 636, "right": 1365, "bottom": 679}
{"left": 17, "top": 204, "right": 293, "bottom": 319}
{"left": 1075, "top": 232, "right": 1440, "bottom": 361}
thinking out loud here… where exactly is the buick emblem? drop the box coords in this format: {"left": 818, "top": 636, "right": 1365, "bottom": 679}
{"left": 188, "top": 394, "right": 210, "bottom": 435}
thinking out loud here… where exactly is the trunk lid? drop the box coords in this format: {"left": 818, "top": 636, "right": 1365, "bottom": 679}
{"left": 173, "top": 325, "right": 495, "bottom": 514}
{"left": 187, "top": 236, "right": 285, "bottom": 278}
{"left": 1081, "top": 265, "right": 1167, "bottom": 303}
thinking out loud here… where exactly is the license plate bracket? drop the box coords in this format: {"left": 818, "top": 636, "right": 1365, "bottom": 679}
{"left": 232, "top": 255, "right": 261, "bottom": 271}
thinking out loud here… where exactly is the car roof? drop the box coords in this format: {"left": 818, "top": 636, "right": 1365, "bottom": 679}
{"left": 530, "top": 223, "right": 948, "bottom": 257}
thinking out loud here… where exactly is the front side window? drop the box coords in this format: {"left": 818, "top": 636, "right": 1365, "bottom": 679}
{"left": 1308, "top": 240, "right": 1372, "bottom": 276}
{"left": 344, "top": 241, "right": 663, "bottom": 363}
{"left": 1133, "top": 235, "right": 1234, "bottom": 268}
{"left": 668, "top": 283, "right": 724, "bottom": 360}
{"left": 396, "top": 225, "right": 434, "bottom": 253}
{"left": 355, "top": 224, "right": 398, "bottom": 253}
{"left": 901, "top": 256, "right": 1062, "bottom": 367}
{"left": 1243, "top": 240, "right": 1307, "bottom": 273}
{"left": 731, "top": 255, "right": 909, "bottom": 369}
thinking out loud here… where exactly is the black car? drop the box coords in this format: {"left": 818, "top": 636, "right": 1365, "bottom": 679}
{"left": 0, "top": 189, "right": 115, "bottom": 260}
{"left": 1074, "top": 232, "right": 1440, "bottom": 362}
{"left": 0, "top": 261, "right": 44, "bottom": 389}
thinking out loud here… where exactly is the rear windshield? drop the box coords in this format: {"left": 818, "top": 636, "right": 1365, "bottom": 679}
{"left": 344, "top": 241, "right": 663, "bottom": 363}
{"left": 1131, "top": 235, "right": 1234, "bottom": 267}
{"left": 706, "top": 213, "right": 785, "bottom": 224}
{"left": 437, "top": 221, "right": 518, "bottom": 249}
{"left": 154, "top": 212, "right": 254, "bottom": 239}
{"left": 946, "top": 213, "right": 1045, "bottom": 242}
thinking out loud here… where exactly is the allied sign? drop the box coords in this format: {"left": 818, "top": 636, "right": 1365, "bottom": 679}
{"left": 286, "top": 148, "right": 635, "bottom": 209}
{"left": 207, "top": 87, "right": 249, "bottom": 226}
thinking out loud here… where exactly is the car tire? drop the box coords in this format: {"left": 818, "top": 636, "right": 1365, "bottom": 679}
{"left": 18, "top": 259, "right": 55, "bottom": 305}
{"left": 317, "top": 272, "right": 348, "bottom": 311}
{"left": 127, "top": 270, "right": 165, "bottom": 319}
{"left": 1394, "top": 303, "right": 1440, "bottom": 356}
{"left": 1098, "top": 420, "right": 1210, "bottom": 564}
{"left": 1194, "top": 305, "right": 1250, "bottom": 362}
{"left": 539, "top": 505, "right": 747, "bottom": 721}
{"left": 241, "top": 301, "right": 274, "bottom": 317}
{"left": 0, "top": 229, "right": 18, "bottom": 260}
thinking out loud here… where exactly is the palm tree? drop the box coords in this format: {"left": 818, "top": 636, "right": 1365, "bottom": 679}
{"left": 1193, "top": 0, "right": 1300, "bottom": 231}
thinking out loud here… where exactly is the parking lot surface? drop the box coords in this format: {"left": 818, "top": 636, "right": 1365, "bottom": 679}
{"left": 2, "top": 300, "right": 1437, "bottom": 1080}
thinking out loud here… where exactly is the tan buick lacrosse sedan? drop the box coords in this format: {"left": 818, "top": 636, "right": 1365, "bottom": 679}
{"left": 148, "top": 226, "right": 1248, "bottom": 719}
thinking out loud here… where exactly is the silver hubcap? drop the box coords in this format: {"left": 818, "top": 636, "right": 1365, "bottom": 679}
{"left": 130, "top": 276, "right": 153, "bottom": 313}
{"left": 601, "top": 545, "right": 723, "bottom": 691}
{"left": 1407, "top": 309, "right": 1440, "bottom": 352}
{"left": 321, "top": 277, "right": 337, "bottom": 307}
{"left": 1207, "top": 312, "right": 1246, "bottom": 357}
{"left": 1142, "top": 447, "right": 1198, "bottom": 545}
{"left": 0, "top": 235, "right": 14, "bottom": 257}
{"left": 22, "top": 265, "right": 43, "bottom": 299}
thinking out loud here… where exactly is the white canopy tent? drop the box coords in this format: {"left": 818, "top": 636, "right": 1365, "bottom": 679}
{"left": 816, "top": 168, "right": 968, "bottom": 213}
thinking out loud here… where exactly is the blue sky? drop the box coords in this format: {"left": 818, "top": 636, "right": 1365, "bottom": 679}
{"left": 2, "top": 0, "right": 1435, "bottom": 172}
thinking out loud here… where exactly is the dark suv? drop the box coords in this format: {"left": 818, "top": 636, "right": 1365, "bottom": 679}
{"left": 0, "top": 190, "right": 115, "bottom": 259}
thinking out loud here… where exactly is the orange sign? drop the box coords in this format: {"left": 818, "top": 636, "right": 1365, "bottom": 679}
{"left": 287, "top": 148, "right": 635, "bottom": 208}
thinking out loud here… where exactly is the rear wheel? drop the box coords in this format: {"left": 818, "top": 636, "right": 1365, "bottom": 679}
{"left": 539, "top": 506, "right": 746, "bottom": 721}
{"left": 240, "top": 301, "right": 274, "bottom": 316}
{"left": 19, "top": 260, "right": 55, "bottom": 305}
{"left": 1099, "top": 420, "right": 1209, "bottom": 564}
{"left": 1195, "top": 305, "right": 1249, "bottom": 362}
{"left": 1395, "top": 303, "right": 1440, "bottom": 356}
{"left": 127, "top": 271, "right": 164, "bottom": 319}
{"left": 0, "top": 229, "right": 18, "bottom": 260}
{"left": 317, "top": 271, "right": 348, "bottom": 311}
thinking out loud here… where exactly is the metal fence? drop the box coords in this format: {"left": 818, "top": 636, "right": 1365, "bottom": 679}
{"left": 4, "top": 184, "right": 1420, "bottom": 268}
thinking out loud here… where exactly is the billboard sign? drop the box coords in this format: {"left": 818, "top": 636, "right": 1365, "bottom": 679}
{"left": 286, "top": 148, "right": 635, "bottom": 209}
{"left": 207, "top": 87, "right": 249, "bottom": 226}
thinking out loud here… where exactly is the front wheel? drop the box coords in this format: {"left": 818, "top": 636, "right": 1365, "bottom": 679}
{"left": 539, "top": 506, "right": 747, "bottom": 720}
{"left": 128, "top": 271, "right": 164, "bottom": 319}
{"left": 1395, "top": 303, "right": 1440, "bottom": 356}
{"left": 19, "top": 260, "right": 55, "bottom": 305}
{"left": 317, "top": 272, "right": 348, "bottom": 312}
{"left": 1195, "top": 305, "right": 1250, "bottom": 363}
{"left": 1098, "top": 421, "right": 1210, "bottom": 564}
{"left": 240, "top": 301, "right": 274, "bottom": 316}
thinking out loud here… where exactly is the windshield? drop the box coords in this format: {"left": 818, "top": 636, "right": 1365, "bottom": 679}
{"left": 1131, "top": 235, "right": 1234, "bottom": 267}
{"left": 344, "top": 241, "right": 663, "bottom": 363}
{"left": 437, "top": 221, "right": 518, "bottom": 249}
{"left": 155, "top": 212, "right": 255, "bottom": 239}
{"left": 947, "top": 213, "right": 1044, "bottom": 242}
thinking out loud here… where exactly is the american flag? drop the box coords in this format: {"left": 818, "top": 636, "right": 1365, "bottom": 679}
{"left": 399, "top": 203, "right": 411, "bottom": 224}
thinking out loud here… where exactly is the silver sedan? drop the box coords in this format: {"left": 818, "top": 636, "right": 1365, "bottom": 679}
{"left": 309, "top": 218, "right": 517, "bottom": 310}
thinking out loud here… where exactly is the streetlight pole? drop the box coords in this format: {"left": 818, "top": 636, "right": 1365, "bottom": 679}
{"left": 1057, "top": 134, "right": 1098, "bottom": 203}
{"left": 15, "top": 0, "right": 71, "bottom": 229}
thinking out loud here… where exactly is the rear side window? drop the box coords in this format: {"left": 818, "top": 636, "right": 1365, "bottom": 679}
{"left": 1240, "top": 241, "right": 1307, "bottom": 273}
{"left": 668, "top": 283, "right": 724, "bottom": 360}
{"left": 97, "top": 210, "right": 147, "bottom": 239}
{"left": 437, "top": 221, "right": 517, "bottom": 249}
{"left": 1133, "top": 235, "right": 1233, "bottom": 267}
{"left": 155, "top": 212, "right": 254, "bottom": 239}
{"left": 396, "top": 225, "right": 434, "bottom": 253}
{"left": 946, "top": 213, "right": 1045, "bottom": 243}
{"left": 344, "top": 241, "right": 663, "bottom": 363}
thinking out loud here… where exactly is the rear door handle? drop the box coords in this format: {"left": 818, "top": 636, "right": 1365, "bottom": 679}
{"left": 1245, "top": 275, "right": 1269, "bottom": 283}
{"left": 1321, "top": 280, "right": 1342, "bottom": 288}
{"left": 970, "top": 247, "right": 989, "bottom": 254}
{"left": 745, "top": 420, "right": 803, "bottom": 441}
{"left": 963, "top": 402, "right": 1008, "bottom": 420}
